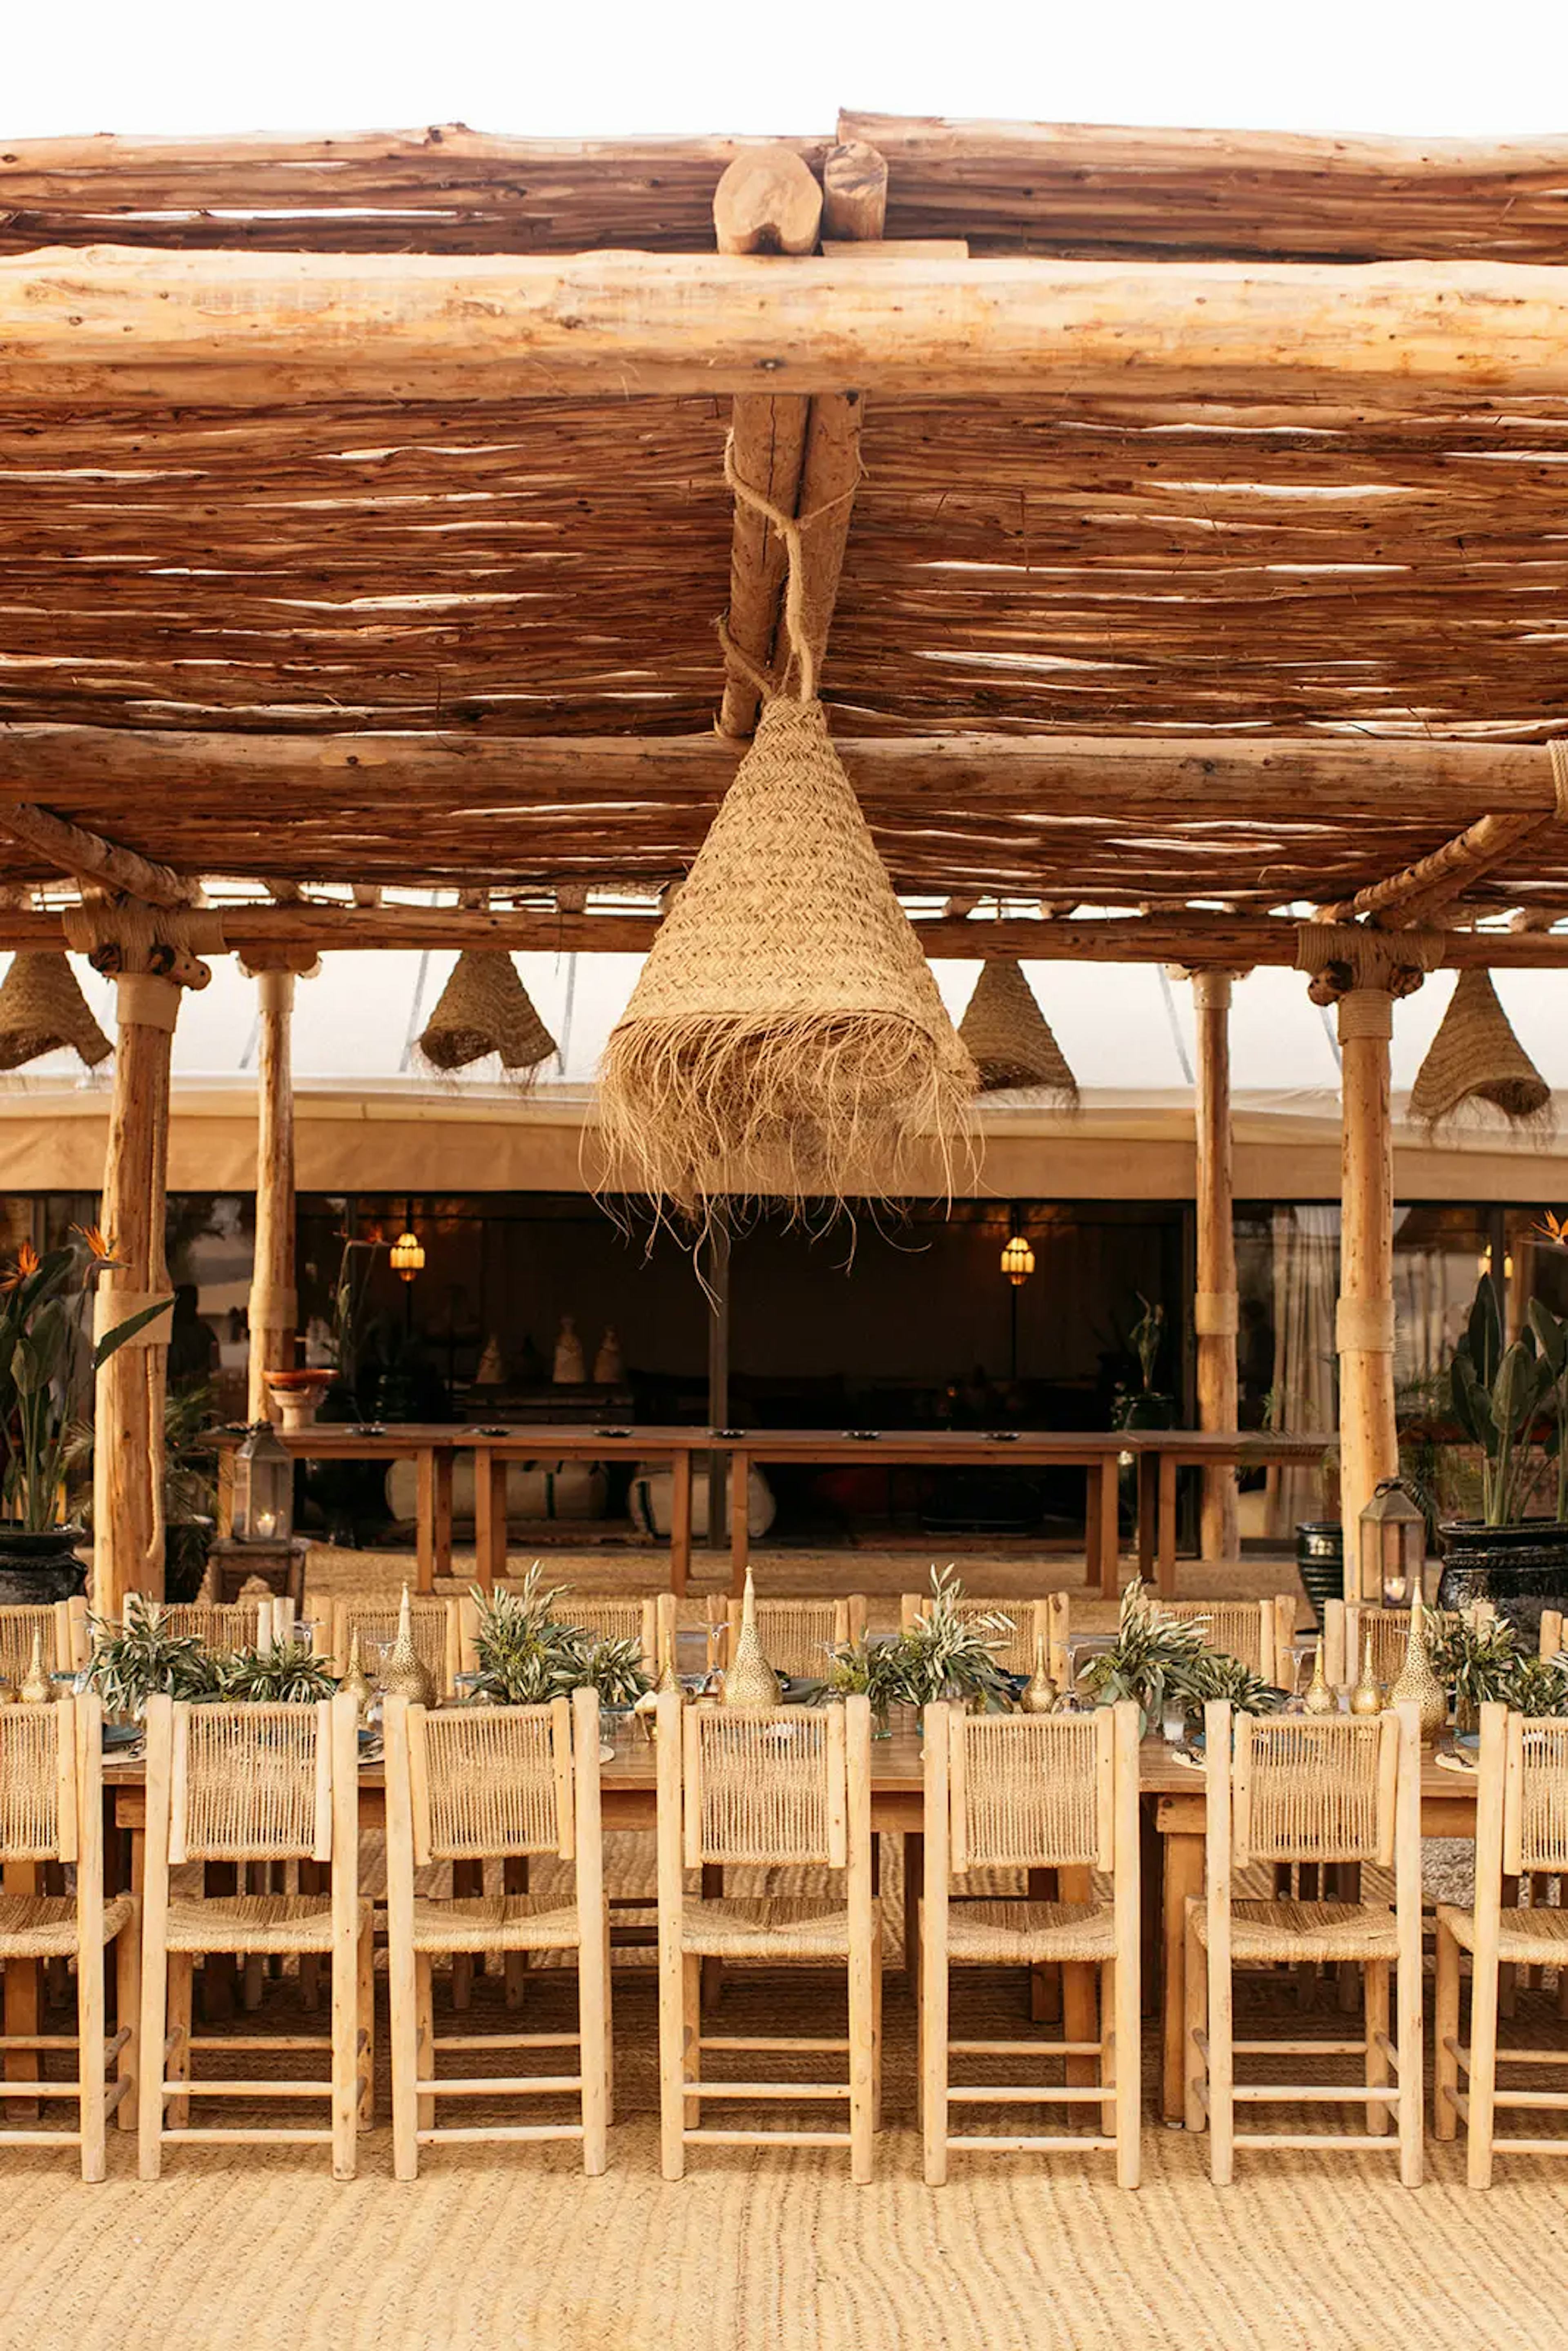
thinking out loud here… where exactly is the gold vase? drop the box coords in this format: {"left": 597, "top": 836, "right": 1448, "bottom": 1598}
{"left": 376, "top": 1585, "right": 436, "bottom": 1709}
{"left": 339, "top": 1630, "right": 374, "bottom": 1720}
{"left": 18, "top": 1628, "right": 51, "bottom": 1706}
{"left": 1022, "top": 1633, "right": 1060, "bottom": 1715}
{"left": 1349, "top": 1632, "right": 1383, "bottom": 1718}
{"left": 1390, "top": 1592, "right": 1448, "bottom": 1740}
{"left": 722, "top": 1567, "right": 781, "bottom": 1709}
{"left": 1302, "top": 1638, "right": 1336, "bottom": 1716}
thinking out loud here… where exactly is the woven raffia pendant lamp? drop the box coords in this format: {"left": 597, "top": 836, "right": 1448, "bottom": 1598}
{"left": 597, "top": 445, "right": 974, "bottom": 1214}
{"left": 958, "top": 958, "right": 1077, "bottom": 1100}
{"left": 1408, "top": 968, "right": 1550, "bottom": 1128}
{"left": 0, "top": 951, "right": 112, "bottom": 1071}
{"left": 417, "top": 949, "right": 557, "bottom": 1076}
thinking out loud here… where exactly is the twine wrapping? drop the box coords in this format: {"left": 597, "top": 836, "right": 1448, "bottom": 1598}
{"left": 0, "top": 952, "right": 111, "bottom": 1070}
{"left": 92, "top": 1288, "right": 173, "bottom": 1349}
{"left": 417, "top": 950, "right": 556, "bottom": 1076}
{"left": 1338, "top": 990, "right": 1394, "bottom": 1044}
{"left": 1193, "top": 1291, "right": 1240, "bottom": 1338}
{"left": 1295, "top": 922, "right": 1442, "bottom": 1006}
{"left": 1336, "top": 1298, "right": 1396, "bottom": 1355}
{"left": 1408, "top": 966, "right": 1552, "bottom": 1131}
{"left": 1551, "top": 739, "right": 1568, "bottom": 820}
{"left": 116, "top": 973, "right": 180, "bottom": 1032}
{"left": 958, "top": 959, "right": 1077, "bottom": 1100}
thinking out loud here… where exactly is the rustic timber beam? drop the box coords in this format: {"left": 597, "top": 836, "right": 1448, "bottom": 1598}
{"left": 11, "top": 247, "right": 1568, "bottom": 405}
{"left": 3, "top": 728, "right": 1564, "bottom": 825}
{"left": 0, "top": 797, "right": 198, "bottom": 908}
{"left": 1332, "top": 810, "right": 1548, "bottom": 926}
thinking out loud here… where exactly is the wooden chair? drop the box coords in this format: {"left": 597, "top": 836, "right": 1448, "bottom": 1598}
{"left": 920, "top": 1698, "right": 1140, "bottom": 2187}
{"left": 1185, "top": 1701, "right": 1423, "bottom": 2186}
{"left": 899, "top": 1592, "right": 1069, "bottom": 1683}
{"left": 709, "top": 1594, "right": 869, "bottom": 1681}
{"left": 0, "top": 1599, "right": 88, "bottom": 1683}
{"left": 655, "top": 1691, "right": 879, "bottom": 2182}
{"left": 138, "top": 1692, "right": 370, "bottom": 2180}
{"left": 158, "top": 1601, "right": 271, "bottom": 1656}
{"left": 1153, "top": 1597, "right": 1297, "bottom": 1689}
{"left": 1436, "top": 1704, "right": 1568, "bottom": 2184}
{"left": 0, "top": 1694, "right": 137, "bottom": 2178}
{"left": 383, "top": 1687, "right": 610, "bottom": 2178}
{"left": 329, "top": 1594, "right": 461, "bottom": 1697}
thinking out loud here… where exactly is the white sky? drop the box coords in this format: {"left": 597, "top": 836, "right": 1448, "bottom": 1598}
{"left": 8, "top": 0, "right": 1568, "bottom": 142}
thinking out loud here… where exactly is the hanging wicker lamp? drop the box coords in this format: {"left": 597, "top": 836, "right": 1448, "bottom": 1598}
{"left": 958, "top": 958, "right": 1077, "bottom": 1100}
{"left": 0, "top": 951, "right": 112, "bottom": 1071}
{"left": 417, "top": 949, "right": 556, "bottom": 1075}
{"left": 1408, "top": 967, "right": 1550, "bottom": 1127}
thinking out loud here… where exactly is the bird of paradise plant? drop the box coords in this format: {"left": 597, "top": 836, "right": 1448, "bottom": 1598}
{"left": 0, "top": 1226, "right": 171, "bottom": 1532}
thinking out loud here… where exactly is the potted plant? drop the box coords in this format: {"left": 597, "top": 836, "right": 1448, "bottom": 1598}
{"left": 0, "top": 1228, "right": 171, "bottom": 1603}
{"left": 1434, "top": 1273, "right": 1568, "bottom": 1643}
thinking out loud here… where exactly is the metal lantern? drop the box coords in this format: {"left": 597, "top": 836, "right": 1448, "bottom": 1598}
{"left": 1359, "top": 1476, "right": 1427, "bottom": 1607}
{"left": 1000, "top": 1233, "right": 1035, "bottom": 1287}
{"left": 390, "top": 1228, "right": 425, "bottom": 1282}
{"left": 232, "top": 1419, "right": 294, "bottom": 1545}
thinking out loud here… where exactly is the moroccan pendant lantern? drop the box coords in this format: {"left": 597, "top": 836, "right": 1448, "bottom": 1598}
{"left": 0, "top": 952, "right": 111, "bottom": 1071}
{"left": 418, "top": 950, "right": 557, "bottom": 1076}
{"left": 958, "top": 959, "right": 1077, "bottom": 1100}
{"left": 1409, "top": 968, "right": 1550, "bottom": 1128}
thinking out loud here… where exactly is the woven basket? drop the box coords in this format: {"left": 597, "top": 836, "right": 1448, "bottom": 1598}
{"left": 597, "top": 697, "right": 975, "bottom": 1209}
{"left": 1408, "top": 967, "right": 1550, "bottom": 1127}
{"left": 0, "top": 952, "right": 111, "bottom": 1071}
{"left": 417, "top": 950, "right": 556, "bottom": 1075}
{"left": 958, "top": 959, "right": 1077, "bottom": 1099}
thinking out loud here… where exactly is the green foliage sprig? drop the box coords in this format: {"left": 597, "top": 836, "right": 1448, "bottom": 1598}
{"left": 1078, "top": 1581, "right": 1282, "bottom": 1720}
{"left": 83, "top": 1594, "right": 218, "bottom": 1719}
{"left": 821, "top": 1569, "right": 1014, "bottom": 1714}
{"left": 211, "top": 1640, "right": 341, "bottom": 1703}
{"left": 1429, "top": 1612, "right": 1568, "bottom": 1719}
{"left": 468, "top": 1568, "right": 653, "bottom": 1708}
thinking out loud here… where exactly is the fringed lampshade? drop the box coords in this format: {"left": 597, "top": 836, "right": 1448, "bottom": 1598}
{"left": 958, "top": 958, "right": 1078, "bottom": 1100}
{"left": 1408, "top": 967, "right": 1551, "bottom": 1127}
{"left": 0, "top": 952, "right": 112, "bottom": 1071}
{"left": 417, "top": 950, "right": 556, "bottom": 1075}
{"left": 597, "top": 696, "right": 976, "bottom": 1211}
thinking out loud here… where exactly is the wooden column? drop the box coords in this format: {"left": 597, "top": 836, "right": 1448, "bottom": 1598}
{"left": 1192, "top": 971, "right": 1239, "bottom": 1561}
{"left": 244, "top": 959, "right": 303, "bottom": 1421}
{"left": 706, "top": 1212, "right": 732, "bottom": 1547}
{"left": 92, "top": 971, "right": 180, "bottom": 1616}
{"left": 1336, "top": 986, "right": 1399, "bottom": 1600}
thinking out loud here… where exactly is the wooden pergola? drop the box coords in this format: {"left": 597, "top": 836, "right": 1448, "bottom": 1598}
{"left": 3, "top": 112, "right": 1568, "bottom": 1610}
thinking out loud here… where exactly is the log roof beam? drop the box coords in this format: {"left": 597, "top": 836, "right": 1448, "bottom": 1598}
{"left": 1331, "top": 810, "right": 1550, "bottom": 927}
{"left": 0, "top": 796, "right": 198, "bottom": 908}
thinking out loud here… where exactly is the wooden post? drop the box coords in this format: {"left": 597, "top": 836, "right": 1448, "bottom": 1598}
{"left": 706, "top": 1211, "right": 731, "bottom": 1547}
{"left": 1337, "top": 986, "right": 1399, "bottom": 1600}
{"left": 93, "top": 970, "right": 180, "bottom": 1615}
{"left": 1192, "top": 971, "right": 1239, "bottom": 1561}
{"left": 244, "top": 960, "right": 305, "bottom": 1421}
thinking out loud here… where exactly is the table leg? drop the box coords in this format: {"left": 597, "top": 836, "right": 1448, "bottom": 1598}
{"left": 474, "top": 1453, "right": 506, "bottom": 1591}
{"left": 1027, "top": 1866, "right": 1060, "bottom": 2024}
{"left": 415, "top": 1449, "right": 437, "bottom": 1594}
{"left": 1084, "top": 1464, "right": 1099, "bottom": 1588}
{"left": 1156, "top": 1454, "right": 1178, "bottom": 1599}
{"left": 1140, "top": 1797, "right": 1162, "bottom": 2020}
{"left": 200, "top": 1862, "right": 238, "bottom": 2024}
{"left": 1136, "top": 1454, "right": 1157, "bottom": 1586}
{"left": 903, "top": 1832, "right": 923, "bottom": 1988}
{"left": 669, "top": 1452, "right": 691, "bottom": 1598}
{"left": 2, "top": 1861, "right": 39, "bottom": 2116}
{"left": 1162, "top": 1827, "right": 1205, "bottom": 2124}
{"left": 1098, "top": 1461, "right": 1120, "bottom": 1603}
{"left": 1059, "top": 1863, "right": 1097, "bottom": 2089}
{"left": 432, "top": 1450, "right": 454, "bottom": 1583}
{"left": 729, "top": 1450, "right": 751, "bottom": 1597}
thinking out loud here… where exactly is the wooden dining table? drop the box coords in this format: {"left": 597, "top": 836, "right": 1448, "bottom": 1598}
{"left": 87, "top": 1730, "right": 1485, "bottom": 2129}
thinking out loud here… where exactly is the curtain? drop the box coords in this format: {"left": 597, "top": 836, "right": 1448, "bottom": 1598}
{"left": 1265, "top": 1205, "right": 1340, "bottom": 1537}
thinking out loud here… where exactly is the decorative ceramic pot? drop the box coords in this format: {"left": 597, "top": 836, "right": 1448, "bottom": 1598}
{"left": 265, "top": 1369, "right": 336, "bottom": 1432}
{"left": 1436, "top": 1519, "right": 1568, "bottom": 1647}
{"left": 1295, "top": 1522, "right": 1344, "bottom": 1631}
{"left": 0, "top": 1527, "right": 87, "bottom": 1606}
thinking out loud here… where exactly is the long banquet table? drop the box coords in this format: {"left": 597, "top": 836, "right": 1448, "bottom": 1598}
{"left": 92, "top": 1731, "right": 1483, "bottom": 2128}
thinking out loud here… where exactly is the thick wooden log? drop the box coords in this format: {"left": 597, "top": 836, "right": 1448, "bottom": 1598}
{"left": 1192, "top": 972, "right": 1239, "bottom": 1561}
{"left": 1340, "top": 811, "right": 1546, "bottom": 926}
{"left": 713, "top": 145, "right": 823, "bottom": 256}
{"left": 717, "top": 397, "right": 811, "bottom": 738}
{"left": 822, "top": 141, "right": 889, "bottom": 243}
{"left": 11, "top": 248, "right": 1568, "bottom": 405}
{"left": 0, "top": 799, "right": 197, "bottom": 908}
{"left": 1, "top": 726, "right": 1557, "bottom": 825}
{"left": 1337, "top": 989, "right": 1399, "bottom": 1602}
{"left": 246, "top": 965, "right": 298, "bottom": 1421}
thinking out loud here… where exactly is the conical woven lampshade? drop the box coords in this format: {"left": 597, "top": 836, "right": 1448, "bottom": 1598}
{"left": 597, "top": 697, "right": 976, "bottom": 1209}
{"left": 417, "top": 950, "right": 556, "bottom": 1075}
{"left": 0, "top": 952, "right": 111, "bottom": 1071}
{"left": 1408, "top": 967, "right": 1550, "bottom": 1127}
{"left": 958, "top": 959, "right": 1077, "bottom": 1099}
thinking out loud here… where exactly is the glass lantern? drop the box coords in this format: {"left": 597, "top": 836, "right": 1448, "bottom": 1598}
{"left": 1000, "top": 1233, "right": 1035, "bottom": 1287}
{"left": 390, "top": 1228, "right": 425, "bottom": 1283}
{"left": 232, "top": 1420, "right": 294, "bottom": 1545}
{"left": 1359, "top": 1477, "right": 1427, "bottom": 1608}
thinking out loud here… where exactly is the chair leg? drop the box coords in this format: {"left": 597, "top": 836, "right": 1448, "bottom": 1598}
{"left": 298, "top": 1859, "right": 321, "bottom": 2013}
{"left": 138, "top": 1924, "right": 169, "bottom": 2181}
{"left": 331, "top": 1932, "right": 358, "bottom": 2182}
{"left": 578, "top": 1932, "right": 610, "bottom": 2180}
{"left": 1100, "top": 1958, "right": 1117, "bottom": 2139}
{"left": 389, "top": 1924, "right": 419, "bottom": 2182}
{"left": 450, "top": 1859, "right": 482, "bottom": 2009}
{"left": 78, "top": 1932, "right": 107, "bottom": 2184}
{"left": 921, "top": 1937, "right": 949, "bottom": 2186}
{"left": 1468, "top": 1935, "right": 1500, "bottom": 2191}
{"left": 356, "top": 1921, "right": 375, "bottom": 2130}
{"left": 1364, "top": 1960, "right": 1391, "bottom": 2137}
{"left": 114, "top": 1908, "right": 140, "bottom": 2137}
{"left": 1114, "top": 1935, "right": 1140, "bottom": 2191}
{"left": 1183, "top": 1905, "right": 1207, "bottom": 2134}
{"left": 870, "top": 1922, "right": 884, "bottom": 2134}
{"left": 657, "top": 1931, "right": 687, "bottom": 2183}
{"left": 1434, "top": 1921, "right": 1461, "bottom": 2143}
{"left": 849, "top": 1935, "right": 876, "bottom": 2187}
{"left": 1396, "top": 1929, "right": 1423, "bottom": 2192}
{"left": 1207, "top": 1932, "right": 1234, "bottom": 2186}
{"left": 166, "top": 1956, "right": 194, "bottom": 2132}
{"left": 414, "top": 1957, "right": 435, "bottom": 2135}
{"left": 503, "top": 1857, "right": 528, "bottom": 2012}
{"left": 1499, "top": 1875, "right": 1519, "bottom": 2021}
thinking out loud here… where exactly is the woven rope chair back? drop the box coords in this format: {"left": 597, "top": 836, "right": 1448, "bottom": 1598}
{"left": 159, "top": 1602, "right": 263, "bottom": 1657}
{"left": 1154, "top": 1601, "right": 1265, "bottom": 1676}
{"left": 1353, "top": 1605, "right": 1456, "bottom": 1690}
{"left": 169, "top": 1701, "right": 332, "bottom": 1866}
{"left": 409, "top": 1699, "right": 574, "bottom": 1867}
{"left": 948, "top": 1708, "right": 1111, "bottom": 1873}
{"left": 900, "top": 1594, "right": 1029, "bottom": 1674}
{"left": 0, "top": 1605, "right": 62, "bottom": 1686}
{"left": 1232, "top": 1713, "right": 1398, "bottom": 1870}
{"left": 332, "top": 1596, "right": 450, "bottom": 1690}
{"left": 566, "top": 1599, "right": 655, "bottom": 1665}
{"left": 682, "top": 1703, "right": 847, "bottom": 1870}
{"left": 1505, "top": 1715, "right": 1568, "bottom": 1875}
{"left": 0, "top": 1700, "right": 74, "bottom": 1863}
{"left": 734, "top": 1599, "right": 845, "bottom": 1680}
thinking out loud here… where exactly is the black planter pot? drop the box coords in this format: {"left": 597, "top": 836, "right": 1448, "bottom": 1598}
{"left": 164, "top": 1516, "right": 214, "bottom": 1605}
{"left": 1436, "top": 1519, "right": 1568, "bottom": 1646}
{"left": 1295, "top": 1522, "right": 1344, "bottom": 1631}
{"left": 0, "top": 1526, "right": 88, "bottom": 1605}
